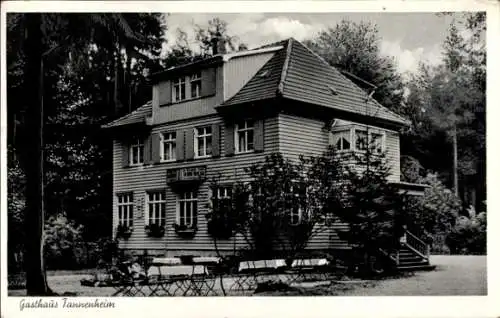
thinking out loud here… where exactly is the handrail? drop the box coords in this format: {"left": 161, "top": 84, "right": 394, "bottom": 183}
{"left": 405, "top": 230, "right": 429, "bottom": 260}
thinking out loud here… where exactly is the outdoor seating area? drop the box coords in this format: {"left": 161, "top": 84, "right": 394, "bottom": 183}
{"left": 80, "top": 255, "right": 348, "bottom": 296}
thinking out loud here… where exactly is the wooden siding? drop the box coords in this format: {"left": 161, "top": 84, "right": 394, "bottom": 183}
{"left": 277, "top": 113, "right": 350, "bottom": 250}
{"left": 151, "top": 66, "right": 224, "bottom": 125}
{"left": 224, "top": 52, "right": 275, "bottom": 101}
{"left": 112, "top": 115, "right": 280, "bottom": 254}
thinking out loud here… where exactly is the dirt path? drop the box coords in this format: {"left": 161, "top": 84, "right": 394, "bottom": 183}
{"left": 343, "top": 255, "right": 487, "bottom": 296}
{"left": 9, "top": 255, "right": 486, "bottom": 296}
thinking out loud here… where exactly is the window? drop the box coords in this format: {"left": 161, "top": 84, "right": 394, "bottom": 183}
{"left": 235, "top": 120, "right": 254, "bottom": 153}
{"left": 371, "top": 133, "right": 384, "bottom": 154}
{"left": 130, "top": 139, "right": 144, "bottom": 165}
{"left": 177, "top": 191, "right": 198, "bottom": 227}
{"left": 355, "top": 130, "right": 368, "bottom": 151}
{"left": 194, "top": 126, "right": 212, "bottom": 158}
{"left": 147, "top": 191, "right": 166, "bottom": 226}
{"left": 214, "top": 186, "right": 232, "bottom": 200}
{"left": 173, "top": 77, "right": 186, "bottom": 102}
{"left": 117, "top": 193, "right": 134, "bottom": 227}
{"left": 160, "top": 132, "right": 176, "bottom": 162}
{"left": 290, "top": 206, "right": 302, "bottom": 225}
{"left": 190, "top": 72, "right": 202, "bottom": 98}
{"left": 354, "top": 129, "right": 384, "bottom": 153}
{"left": 333, "top": 130, "right": 351, "bottom": 151}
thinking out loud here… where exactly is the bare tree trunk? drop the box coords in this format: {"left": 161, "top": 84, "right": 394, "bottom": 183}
{"left": 452, "top": 125, "right": 459, "bottom": 197}
{"left": 23, "top": 13, "right": 52, "bottom": 295}
{"left": 113, "top": 43, "right": 124, "bottom": 116}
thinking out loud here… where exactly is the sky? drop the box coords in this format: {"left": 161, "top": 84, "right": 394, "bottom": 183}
{"left": 163, "top": 13, "right": 458, "bottom": 77}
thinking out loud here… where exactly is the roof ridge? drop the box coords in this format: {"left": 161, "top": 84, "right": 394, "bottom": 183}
{"left": 294, "top": 40, "right": 409, "bottom": 125}
{"left": 277, "top": 38, "right": 293, "bottom": 97}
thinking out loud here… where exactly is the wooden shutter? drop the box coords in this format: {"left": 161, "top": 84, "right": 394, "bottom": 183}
{"left": 225, "top": 123, "right": 235, "bottom": 156}
{"left": 122, "top": 141, "right": 130, "bottom": 167}
{"left": 254, "top": 119, "right": 264, "bottom": 152}
{"left": 185, "top": 128, "right": 195, "bottom": 160}
{"left": 144, "top": 135, "right": 152, "bottom": 164}
{"left": 201, "top": 68, "right": 216, "bottom": 97}
{"left": 158, "top": 81, "right": 172, "bottom": 106}
{"left": 176, "top": 130, "right": 185, "bottom": 161}
{"left": 212, "top": 124, "right": 220, "bottom": 157}
{"left": 152, "top": 133, "right": 161, "bottom": 163}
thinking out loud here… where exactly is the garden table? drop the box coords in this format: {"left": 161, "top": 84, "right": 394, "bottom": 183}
{"left": 229, "top": 259, "right": 287, "bottom": 294}
{"left": 287, "top": 258, "right": 330, "bottom": 283}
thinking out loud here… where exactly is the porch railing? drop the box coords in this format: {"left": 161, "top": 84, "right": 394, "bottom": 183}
{"left": 405, "top": 230, "right": 430, "bottom": 260}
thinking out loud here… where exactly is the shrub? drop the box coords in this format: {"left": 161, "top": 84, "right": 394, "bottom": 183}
{"left": 405, "top": 173, "right": 461, "bottom": 251}
{"left": 44, "top": 215, "right": 85, "bottom": 269}
{"left": 446, "top": 211, "right": 486, "bottom": 255}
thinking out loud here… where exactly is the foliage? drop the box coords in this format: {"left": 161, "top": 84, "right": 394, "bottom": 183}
{"left": 44, "top": 215, "right": 86, "bottom": 269}
{"left": 116, "top": 224, "right": 133, "bottom": 239}
{"left": 145, "top": 223, "right": 166, "bottom": 238}
{"left": 333, "top": 146, "right": 407, "bottom": 259}
{"left": 7, "top": 147, "right": 26, "bottom": 271}
{"left": 194, "top": 17, "right": 246, "bottom": 55}
{"left": 401, "top": 12, "right": 485, "bottom": 210}
{"left": 445, "top": 212, "right": 486, "bottom": 255}
{"left": 206, "top": 183, "right": 235, "bottom": 239}
{"left": 404, "top": 173, "right": 461, "bottom": 251}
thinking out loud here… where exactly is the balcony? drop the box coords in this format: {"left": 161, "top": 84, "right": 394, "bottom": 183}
{"left": 166, "top": 166, "right": 207, "bottom": 186}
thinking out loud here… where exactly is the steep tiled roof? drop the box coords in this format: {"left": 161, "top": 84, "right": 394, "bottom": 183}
{"left": 221, "top": 38, "right": 409, "bottom": 127}
{"left": 102, "top": 101, "right": 152, "bottom": 128}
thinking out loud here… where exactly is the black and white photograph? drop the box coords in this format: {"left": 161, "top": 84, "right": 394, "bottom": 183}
{"left": 1, "top": 1, "right": 497, "bottom": 317}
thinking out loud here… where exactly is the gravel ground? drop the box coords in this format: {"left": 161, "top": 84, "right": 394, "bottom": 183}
{"left": 342, "top": 255, "right": 487, "bottom": 296}
{"left": 8, "top": 255, "right": 486, "bottom": 296}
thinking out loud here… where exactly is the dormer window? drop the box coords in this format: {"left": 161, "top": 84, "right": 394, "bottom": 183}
{"left": 190, "top": 72, "right": 202, "bottom": 98}
{"left": 173, "top": 77, "right": 186, "bottom": 102}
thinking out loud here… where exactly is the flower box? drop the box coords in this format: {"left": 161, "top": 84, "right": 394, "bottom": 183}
{"left": 116, "top": 224, "right": 133, "bottom": 240}
{"left": 145, "top": 223, "right": 165, "bottom": 238}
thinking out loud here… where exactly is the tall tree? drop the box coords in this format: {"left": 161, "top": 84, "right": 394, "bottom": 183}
{"left": 9, "top": 13, "right": 152, "bottom": 295}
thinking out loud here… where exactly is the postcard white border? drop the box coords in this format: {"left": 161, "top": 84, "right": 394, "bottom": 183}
{"left": 1, "top": 1, "right": 499, "bottom": 318}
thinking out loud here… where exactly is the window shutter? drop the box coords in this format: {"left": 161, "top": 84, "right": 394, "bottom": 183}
{"left": 176, "top": 130, "right": 185, "bottom": 161}
{"left": 152, "top": 133, "right": 161, "bottom": 163}
{"left": 158, "top": 81, "right": 172, "bottom": 106}
{"left": 225, "top": 123, "right": 234, "bottom": 156}
{"left": 122, "top": 142, "right": 130, "bottom": 167}
{"left": 254, "top": 119, "right": 264, "bottom": 152}
{"left": 212, "top": 124, "right": 220, "bottom": 157}
{"left": 144, "top": 135, "right": 152, "bottom": 164}
{"left": 185, "top": 128, "right": 195, "bottom": 160}
{"left": 201, "top": 68, "right": 216, "bottom": 97}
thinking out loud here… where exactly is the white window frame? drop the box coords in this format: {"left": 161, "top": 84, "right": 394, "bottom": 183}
{"left": 117, "top": 193, "right": 134, "bottom": 228}
{"left": 145, "top": 191, "right": 166, "bottom": 226}
{"left": 160, "top": 132, "right": 176, "bottom": 162}
{"left": 332, "top": 129, "right": 352, "bottom": 152}
{"left": 235, "top": 120, "right": 254, "bottom": 154}
{"left": 190, "top": 72, "right": 202, "bottom": 98}
{"left": 177, "top": 191, "right": 198, "bottom": 227}
{"left": 194, "top": 126, "right": 212, "bottom": 158}
{"left": 173, "top": 76, "right": 186, "bottom": 102}
{"left": 129, "top": 139, "right": 144, "bottom": 166}
{"left": 354, "top": 128, "right": 386, "bottom": 153}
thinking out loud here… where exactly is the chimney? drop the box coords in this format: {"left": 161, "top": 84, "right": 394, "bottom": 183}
{"left": 211, "top": 32, "right": 226, "bottom": 55}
